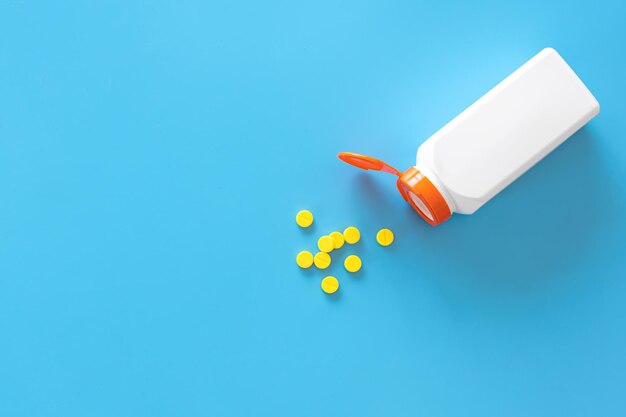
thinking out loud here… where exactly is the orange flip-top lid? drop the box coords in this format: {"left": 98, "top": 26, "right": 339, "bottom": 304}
{"left": 338, "top": 152, "right": 452, "bottom": 226}
{"left": 338, "top": 152, "right": 402, "bottom": 175}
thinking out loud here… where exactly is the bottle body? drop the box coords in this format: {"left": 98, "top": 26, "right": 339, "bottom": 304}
{"left": 415, "top": 48, "right": 599, "bottom": 216}
{"left": 338, "top": 48, "right": 600, "bottom": 226}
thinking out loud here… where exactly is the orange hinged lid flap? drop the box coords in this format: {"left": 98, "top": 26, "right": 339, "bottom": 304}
{"left": 337, "top": 152, "right": 401, "bottom": 176}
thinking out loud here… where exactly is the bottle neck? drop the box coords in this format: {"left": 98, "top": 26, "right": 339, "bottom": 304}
{"left": 398, "top": 166, "right": 454, "bottom": 226}
{"left": 413, "top": 164, "right": 456, "bottom": 213}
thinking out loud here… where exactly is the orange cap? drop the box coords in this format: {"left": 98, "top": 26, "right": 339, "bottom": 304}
{"left": 396, "top": 167, "right": 451, "bottom": 226}
{"left": 338, "top": 152, "right": 452, "bottom": 226}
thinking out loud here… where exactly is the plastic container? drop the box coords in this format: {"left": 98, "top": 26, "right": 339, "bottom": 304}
{"left": 339, "top": 48, "right": 599, "bottom": 226}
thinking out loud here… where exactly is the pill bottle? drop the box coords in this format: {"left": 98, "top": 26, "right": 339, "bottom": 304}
{"left": 339, "top": 48, "right": 599, "bottom": 226}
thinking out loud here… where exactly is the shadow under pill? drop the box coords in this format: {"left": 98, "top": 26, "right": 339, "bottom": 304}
{"left": 299, "top": 224, "right": 316, "bottom": 236}
{"left": 348, "top": 268, "right": 365, "bottom": 280}
{"left": 299, "top": 266, "right": 317, "bottom": 277}
{"left": 325, "top": 290, "right": 342, "bottom": 302}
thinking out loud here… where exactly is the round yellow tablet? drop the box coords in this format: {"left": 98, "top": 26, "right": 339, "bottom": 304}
{"left": 296, "top": 210, "right": 314, "bottom": 228}
{"left": 329, "top": 231, "right": 344, "bottom": 249}
{"left": 296, "top": 251, "right": 314, "bottom": 268}
{"left": 321, "top": 276, "right": 339, "bottom": 294}
{"left": 313, "top": 252, "right": 331, "bottom": 269}
{"left": 343, "top": 226, "right": 360, "bottom": 244}
{"left": 318, "top": 235, "right": 334, "bottom": 253}
{"left": 344, "top": 255, "right": 362, "bottom": 273}
{"left": 376, "top": 228, "right": 394, "bottom": 246}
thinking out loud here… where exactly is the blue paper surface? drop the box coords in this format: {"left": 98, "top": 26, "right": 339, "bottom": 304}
{"left": 1, "top": 1, "right": 625, "bottom": 416}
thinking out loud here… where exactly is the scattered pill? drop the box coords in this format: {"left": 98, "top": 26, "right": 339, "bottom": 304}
{"left": 343, "top": 226, "right": 360, "bottom": 244}
{"left": 314, "top": 252, "right": 331, "bottom": 269}
{"left": 321, "top": 276, "right": 339, "bottom": 294}
{"left": 296, "top": 210, "right": 314, "bottom": 228}
{"left": 344, "top": 255, "right": 362, "bottom": 273}
{"left": 376, "top": 228, "right": 394, "bottom": 246}
{"left": 318, "top": 235, "right": 334, "bottom": 253}
{"left": 296, "top": 251, "right": 314, "bottom": 268}
{"left": 329, "top": 231, "right": 345, "bottom": 249}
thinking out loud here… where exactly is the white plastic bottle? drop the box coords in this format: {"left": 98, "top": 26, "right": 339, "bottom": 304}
{"left": 339, "top": 48, "right": 599, "bottom": 226}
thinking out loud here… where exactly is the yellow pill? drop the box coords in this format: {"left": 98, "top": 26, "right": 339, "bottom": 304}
{"left": 296, "top": 210, "right": 314, "bottom": 228}
{"left": 318, "top": 235, "right": 334, "bottom": 253}
{"left": 313, "top": 252, "right": 331, "bottom": 269}
{"left": 344, "top": 255, "right": 362, "bottom": 273}
{"left": 296, "top": 251, "right": 314, "bottom": 268}
{"left": 321, "top": 276, "right": 339, "bottom": 294}
{"left": 329, "top": 231, "right": 345, "bottom": 249}
{"left": 343, "top": 226, "right": 360, "bottom": 244}
{"left": 376, "top": 228, "right": 394, "bottom": 246}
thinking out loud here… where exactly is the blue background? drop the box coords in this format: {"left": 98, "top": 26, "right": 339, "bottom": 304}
{"left": 1, "top": 1, "right": 625, "bottom": 416}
